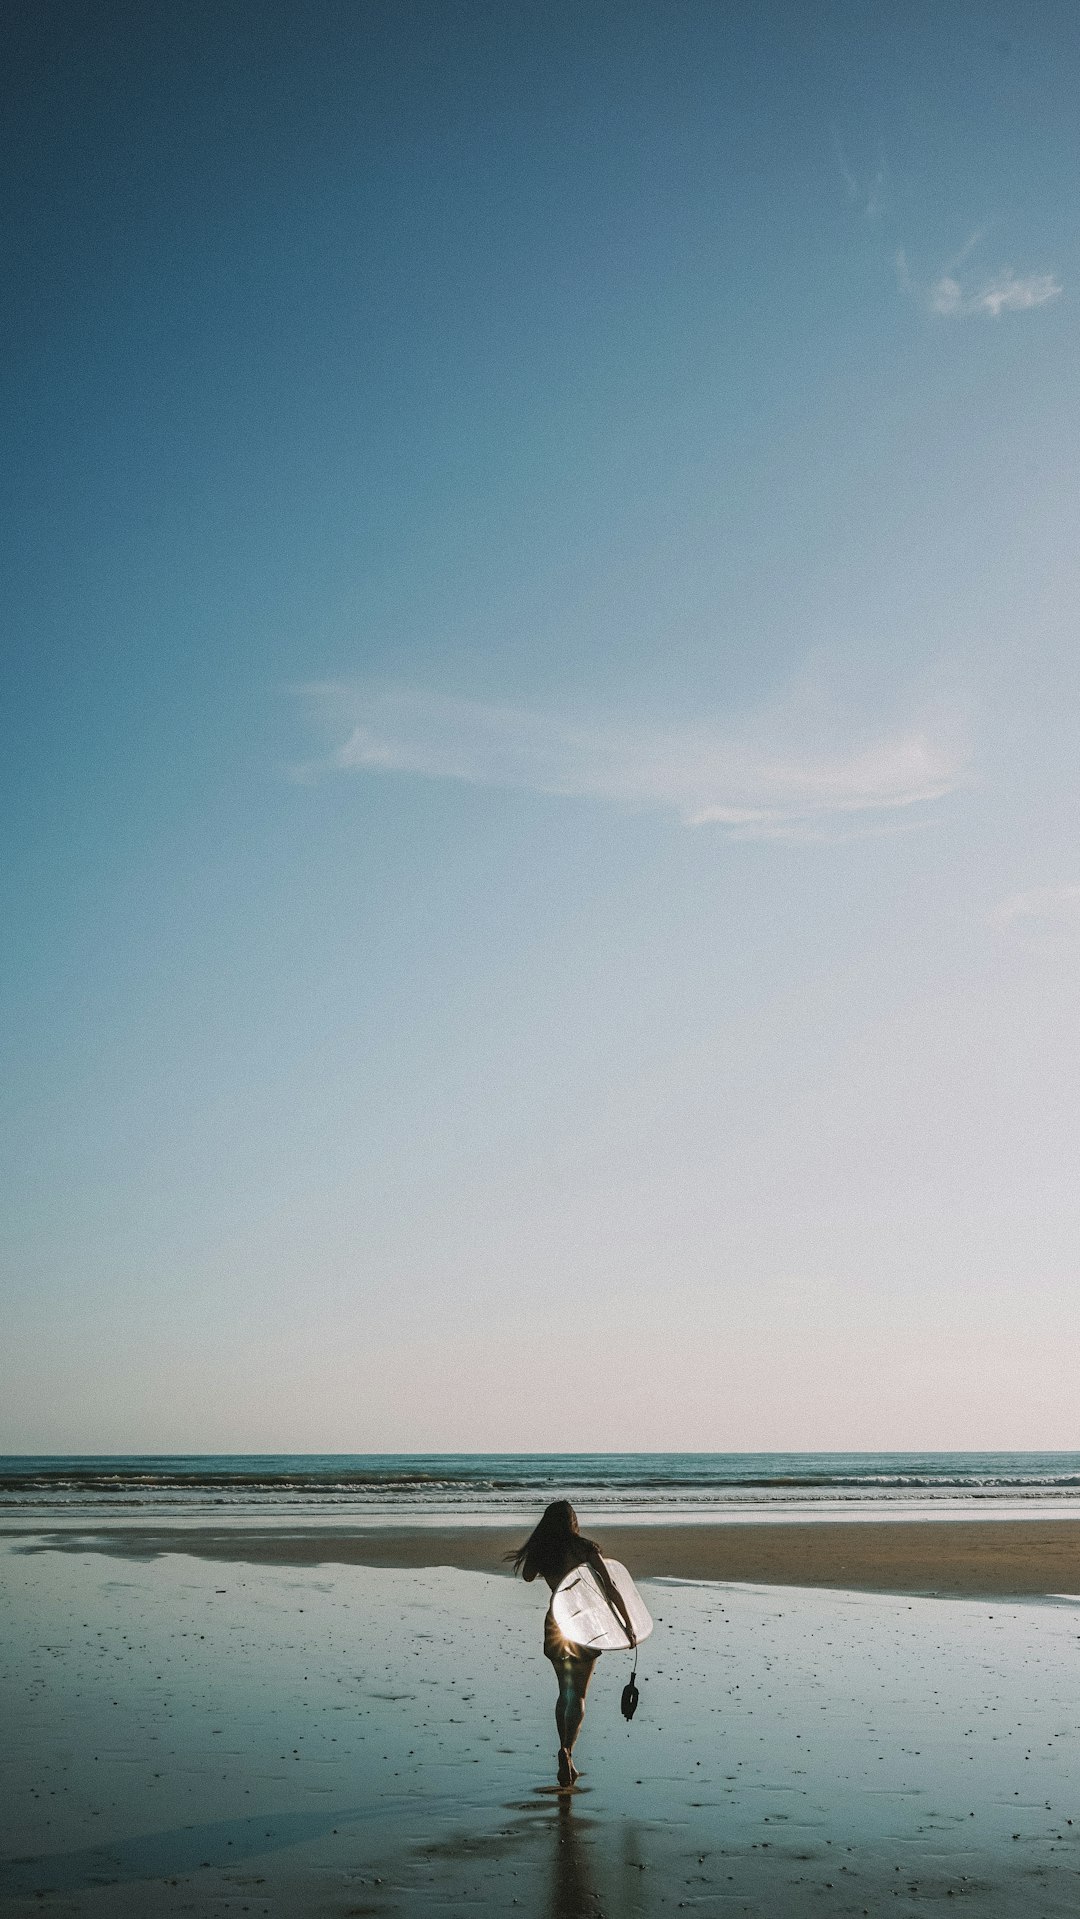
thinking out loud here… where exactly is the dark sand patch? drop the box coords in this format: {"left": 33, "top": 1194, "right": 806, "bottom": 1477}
{"left": 9, "top": 1517, "right": 1080, "bottom": 1597}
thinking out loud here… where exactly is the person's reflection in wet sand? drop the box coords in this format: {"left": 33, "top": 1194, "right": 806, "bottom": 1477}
{"left": 548, "top": 1793, "right": 594, "bottom": 1919}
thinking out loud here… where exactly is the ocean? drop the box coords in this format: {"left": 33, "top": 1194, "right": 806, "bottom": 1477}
{"left": 4, "top": 1452, "right": 1080, "bottom": 1523}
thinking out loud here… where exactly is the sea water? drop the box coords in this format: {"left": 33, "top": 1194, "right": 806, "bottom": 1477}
{"left": 4, "top": 1452, "right": 1080, "bottom": 1525}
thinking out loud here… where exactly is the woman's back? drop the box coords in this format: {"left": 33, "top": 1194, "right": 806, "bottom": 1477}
{"left": 531, "top": 1535, "right": 599, "bottom": 1594}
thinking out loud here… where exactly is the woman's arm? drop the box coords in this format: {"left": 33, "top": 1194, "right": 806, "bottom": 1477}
{"left": 587, "top": 1550, "right": 637, "bottom": 1645}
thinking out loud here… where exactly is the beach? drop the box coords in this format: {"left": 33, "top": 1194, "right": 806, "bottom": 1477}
{"left": 5, "top": 1520, "right": 1080, "bottom": 1915}
{"left": 7, "top": 1515, "right": 1080, "bottom": 1597}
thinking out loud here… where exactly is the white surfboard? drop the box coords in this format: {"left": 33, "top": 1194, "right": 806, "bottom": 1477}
{"left": 551, "top": 1556, "right": 653, "bottom": 1652}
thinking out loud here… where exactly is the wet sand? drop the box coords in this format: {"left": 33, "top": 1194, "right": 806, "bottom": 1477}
{"left": 4, "top": 1536, "right": 1080, "bottom": 1915}
{"left": 8, "top": 1516, "right": 1080, "bottom": 1597}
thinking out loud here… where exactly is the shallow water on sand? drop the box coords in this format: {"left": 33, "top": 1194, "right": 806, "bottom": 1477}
{"left": 3, "top": 1541, "right": 1080, "bottom": 1915}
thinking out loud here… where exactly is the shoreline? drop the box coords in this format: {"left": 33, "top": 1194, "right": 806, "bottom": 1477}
{"left": 9, "top": 1514, "right": 1080, "bottom": 1596}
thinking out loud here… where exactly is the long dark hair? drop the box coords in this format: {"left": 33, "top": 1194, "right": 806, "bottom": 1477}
{"left": 507, "top": 1499, "right": 599, "bottom": 1581}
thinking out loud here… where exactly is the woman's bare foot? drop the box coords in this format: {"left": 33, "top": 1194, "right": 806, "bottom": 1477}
{"left": 557, "top": 1746, "right": 574, "bottom": 1787}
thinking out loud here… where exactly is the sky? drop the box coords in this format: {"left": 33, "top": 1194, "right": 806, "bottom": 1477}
{"left": 2, "top": 0, "right": 1079, "bottom": 1454}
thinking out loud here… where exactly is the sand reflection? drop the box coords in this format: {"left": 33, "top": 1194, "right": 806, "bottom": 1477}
{"left": 541, "top": 1795, "right": 654, "bottom": 1919}
{"left": 547, "top": 1794, "right": 593, "bottom": 1919}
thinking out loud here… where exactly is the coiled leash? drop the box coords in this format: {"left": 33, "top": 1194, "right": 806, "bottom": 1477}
{"left": 620, "top": 1644, "right": 640, "bottom": 1721}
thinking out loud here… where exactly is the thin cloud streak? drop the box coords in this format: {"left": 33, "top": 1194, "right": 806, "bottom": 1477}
{"left": 300, "top": 684, "right": 969, "bottom": 836}
{"left": 992, "top": 885, "right": 1080, "bottom": 953}
{"left": 832, "top": 129, "right": 885, "bottom": 223}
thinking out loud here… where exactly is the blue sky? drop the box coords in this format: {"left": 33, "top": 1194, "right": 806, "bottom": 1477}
{"left": 3, "top": 0, "right": 1078, "bottom": 1452}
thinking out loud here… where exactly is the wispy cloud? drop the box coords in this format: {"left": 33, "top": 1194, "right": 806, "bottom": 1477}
{"left": 992, "top": 886, "right": 1080, "bottom": 953}
{"left": 929, "top": 267, "right": 1062, "bottom": 319}
{"left": 833, "top": 131, "right": 886, "bottom": 223}
{"left": 847, "top": 136, "right": 1064, "bottom": 321}
{"left": 897, "top": 228, "right": 1062, "bottom": 321}
{"left": 297, "top": 684, "right": 969, "bottom": 838}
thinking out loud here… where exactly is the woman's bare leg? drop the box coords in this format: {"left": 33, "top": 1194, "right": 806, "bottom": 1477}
{"left": 554, "top": 1653, "right": 596, "bottom": 1784}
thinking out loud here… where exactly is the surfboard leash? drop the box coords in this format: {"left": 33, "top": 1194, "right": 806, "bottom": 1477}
{"left": 620, "top": 1644, "right": 640, "bottom": 1721}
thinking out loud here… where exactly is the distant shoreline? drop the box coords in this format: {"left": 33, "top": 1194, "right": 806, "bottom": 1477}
{"left": 10, "top": 1516, "right": 1080, "bottom": 1598}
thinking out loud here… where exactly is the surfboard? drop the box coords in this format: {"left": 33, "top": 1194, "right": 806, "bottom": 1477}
{"left": 550, "top": 1556, "right": 653, "bottom": 1652}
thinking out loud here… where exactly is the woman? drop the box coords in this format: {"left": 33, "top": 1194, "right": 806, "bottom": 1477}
{"left": 509, "top": 1500, "right": 635, "bottom": 1786}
